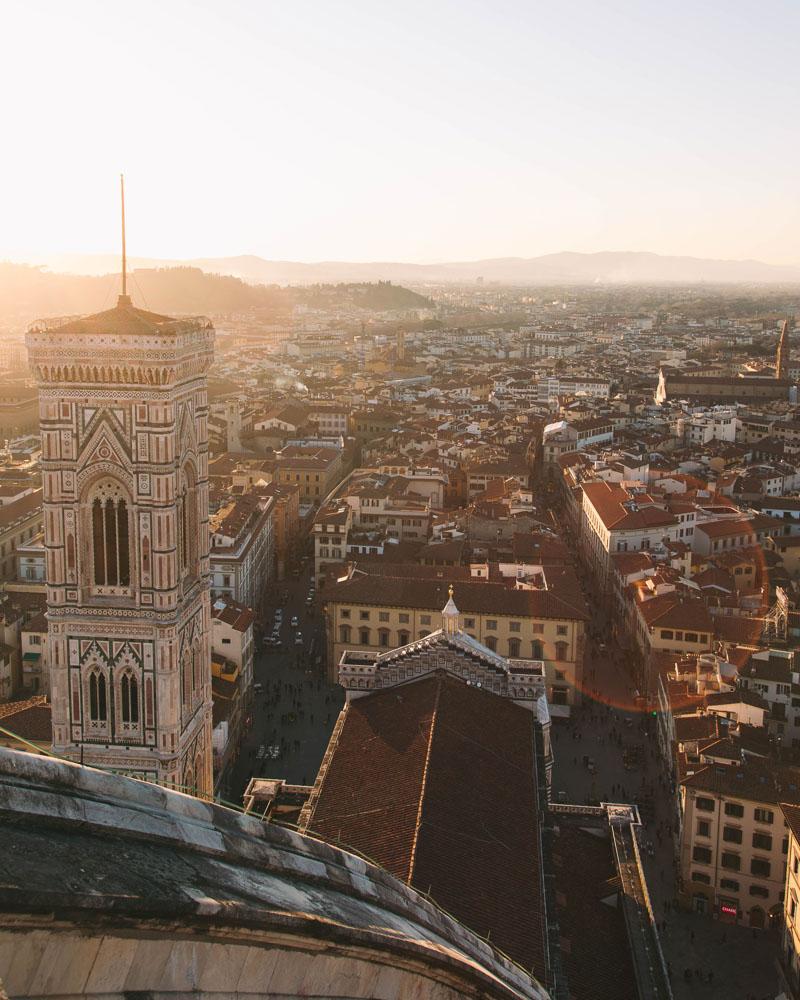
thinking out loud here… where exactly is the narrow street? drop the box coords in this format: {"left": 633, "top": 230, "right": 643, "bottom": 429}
{"left": 552, "top": 515, "right": 779, "bottom": 999}
{"left": 228, "top": 562, "right": 344, "bottom": 804}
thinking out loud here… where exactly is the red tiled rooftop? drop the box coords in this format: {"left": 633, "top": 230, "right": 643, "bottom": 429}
{"left": 582, "top": 481, "right": 676, "bottom": 531}
{"left": 0, "top": 697, "right": 52, "bottom": 743}
{"left": 324, "top": 573, "right": 588, "bottom": 621}
{"left": 303, "top": 673, "right": 548, "bottom": 978}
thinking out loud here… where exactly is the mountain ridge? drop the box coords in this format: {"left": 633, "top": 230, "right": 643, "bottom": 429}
{"left": 13, "top": 250, "right": 800, "bottom": 286}
{"left": 0, "top": 263, "right": 431, "bottom": 325}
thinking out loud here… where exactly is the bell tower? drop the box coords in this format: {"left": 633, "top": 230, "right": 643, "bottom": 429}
{"left": 777, "top": 318, "right": 791, "bottom": 381}
{"left": 26, "top": 183, "right": 215, "bottom": 795}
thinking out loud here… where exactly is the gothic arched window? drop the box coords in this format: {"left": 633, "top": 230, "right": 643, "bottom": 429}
{"left": 90, "top": 480, "right": 131, "bottom": 588}
{"left": 89, "top": 672, "right": 107, "bottom": 722}
{"left": 193, "top": 642, "right": 203, "bottom": 693}
{"left": 194, "top": 751, "right": 204, "bottom": 797}
{"left": 182, "top": 648, "right": 192, "bottom": 710}
{"left": 120, "top": 674, "right": 139, "bottom": 724}
{"left": 178, "top": 462, "right": 198, "bottom": 579}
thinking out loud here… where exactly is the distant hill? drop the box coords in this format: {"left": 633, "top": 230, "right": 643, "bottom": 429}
{"left": 28, "top": 250, "right": 800, "bottom": 286}
{"left": 0, "top": 263, "right": 431, "bottom": 325}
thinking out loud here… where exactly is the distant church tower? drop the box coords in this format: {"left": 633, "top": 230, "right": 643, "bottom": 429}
{"left": 25, "top": 179, "right": 215, "bottom": 796}
{"left": 777, "top": 319, "right": 791, "bottom": 380}
{"left": 225, "top": 398, "right": 242, "bottom": 452}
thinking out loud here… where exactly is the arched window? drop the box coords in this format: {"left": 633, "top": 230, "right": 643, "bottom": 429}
{"left": 555, "top": 641, "right": 569, "bottom": 661}
{"left": 531, "top": 640, "right": 544, "bottom": 659}
{"left": 195, "top": 751, "right": 204, "bottom": 797}
{"left": 359, "top": 627, "right": 371, "bottom": 645}
{"left": 339, "top": 624, "right": 351, "bottom": 643}
{"left": 178, "top": 463, "right": 198, "bottom": 578}
{"left": 182, "top": 648, "right": 192, "bottom": 710}
{"left": 418, "top": 630, "right": 430, "bottom": 640}
{"left": 90, "top": 480, "right": 130, "bottom": 587}
{"left": 398, "top": 630, "right": 410, "bottom": 646}
{"left": 120, "top": 674, "right": 139, "bottom": 724}
{"left": 193, "top": 642, "right": 203, "bottom": 693}
{"left": 378, "top": 628, "right": 390, "bottom": 647}
{"left": 485, "top": 635, "right": 497, "bottom": 652}
{"left": 89, "top": 672, "right": 107, "bottom": 722}
{"left": 508, "top": 637, "right": 521, "bottom": 658}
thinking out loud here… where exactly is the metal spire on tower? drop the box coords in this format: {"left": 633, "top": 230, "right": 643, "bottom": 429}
{"left": 119, "top": 173, "right": 132, "bottom": 306}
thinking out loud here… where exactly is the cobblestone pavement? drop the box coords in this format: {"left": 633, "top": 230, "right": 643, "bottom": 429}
{"left": 552, "top": 538, "right": 779, "bottom": 998}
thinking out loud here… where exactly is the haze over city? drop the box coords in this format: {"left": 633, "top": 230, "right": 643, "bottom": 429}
{"left": 3, "top": 0, "right": 800, "bottom": 265}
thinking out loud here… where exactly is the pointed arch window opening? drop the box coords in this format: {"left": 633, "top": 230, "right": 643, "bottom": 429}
{"left": 89, "top": 671, "right": 107, "bottom": 721}
{"left": 179, "top": 463, "right": 199, "bottom": 581}
{"left": 194, "top": 751, "right": 205, "bottom": 798}
{"left": 192, "top": 642, "right": 203, "bottom": 697}
{"left": 182, "top": 649, "right": 193, "bottom": 716}
{"left": 120, "top": 673, "right": 140, "bottom": 726}
{"left": 179, "top": 490, "right": 188, "bottom": 574}
{"left": 90, "top": 483, "right": 131, "bottom": 589}
{"left": 87, "top": 669, "right": 108, "bottom": 733}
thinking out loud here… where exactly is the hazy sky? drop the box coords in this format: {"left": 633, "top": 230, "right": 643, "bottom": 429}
{"left": 3, "top": 0, "right": 799, "bottom": 264}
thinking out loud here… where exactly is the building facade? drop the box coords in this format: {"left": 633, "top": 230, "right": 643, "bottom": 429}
{"left": 0, "top": 488, "right": 43, "bottom": 586}
{"left": 323, "top": 574, "right": 586, "bottom": 713}
{"left": 779, "top": 804, "right": 800, "bottom": 998}
{"left": 274, "top": 446, "right": 343, "bottom": 505}
{"left": 209, "top": 491, "right": 274, "bottom": 611}
{"left": 26, "top": 298, "right": 215, "bottom": 795}
{"left": 679, "top": 758, "right": 797, "bottom": 928}
{"left": 211, "top": 596, "right": 255, "bottom": 700}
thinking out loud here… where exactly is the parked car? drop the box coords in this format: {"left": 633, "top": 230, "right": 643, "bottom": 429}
{"left": 295, "top": 631, "right": 303, "bottom": 646}
{"left": 290, "top": 616, "right": 298, "bottom": 627}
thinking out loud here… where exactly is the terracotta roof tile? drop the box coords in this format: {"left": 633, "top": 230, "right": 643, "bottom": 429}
{"left": 325, "top": 574, "right": 588, "bottom": 622}
{"left": 304, "top": 674, "right": 548, "bottom": 978}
